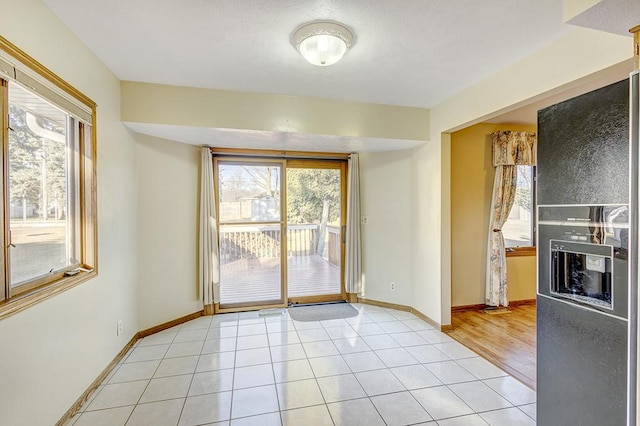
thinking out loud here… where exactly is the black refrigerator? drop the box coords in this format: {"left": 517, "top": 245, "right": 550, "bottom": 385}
{"left": 536, "top": 75, "right": 638, "bottom": 425}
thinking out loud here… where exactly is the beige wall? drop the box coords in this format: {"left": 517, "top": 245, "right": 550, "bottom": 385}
{"left": 131, "top": 143, "right": 417, "bottom": 322}
{"left": 121, "top": 81, "right": 430, "bottom": 142}
{"left": 450, "top": 123, "right": 537, "bottom": 307}
{"left": 0, "top": 4, "right": 634, "bottom": 424}
{"left": 0, "top": 1, "right": 139, "bottom": 425}
{"left": 134, "top": 134, "right": 202, "bottom": 330}
{"left": 359, "top": 150, "right": 414, "bottom": 305}
{"left": 410, "top": 140, "right": 445, "bottom": 322}
{"left": 429, "top": 27, "right": 630, "bottom": 325}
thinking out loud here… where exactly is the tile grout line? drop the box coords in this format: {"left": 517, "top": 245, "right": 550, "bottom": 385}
{"left": 140, "top": 322, "right": 181, "bottom": 424}
{"left": 119, "top": 323, "right": 182, "bottom": 425}
{"left": 226, "top": 313, "right": 241, "bottom": 423}
{"left": 341, "top": 307, "right": 394, "bottom": 425}
{"left": 74, "top": 304, "right": 535, "bottom": 426}
{"left": 173, "top": 334, "right": 203, "bottom": 426}
{"left": 265, "top": 313, "right": 284, "bottom": 424}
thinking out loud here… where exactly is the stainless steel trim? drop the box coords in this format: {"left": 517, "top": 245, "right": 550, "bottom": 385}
{"left": 538, "top": 220, "right": 629, "bottom": 228}
{"left": 537, "top": 293, "right": 629, "bottom": 322}
{"left": 627, "top": 70, "right": 639, "bottom": 426}
{"left": 538, "top": 203, "right": 631, "bottom": 207}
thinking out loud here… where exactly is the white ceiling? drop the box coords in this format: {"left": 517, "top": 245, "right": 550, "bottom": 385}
{"left": 41, "top": 0, "right": 638, "bottom": 150}
{"left": 568, "top": 0, "right": 640, "bottom": 37}
{"left": 44, "top": 0, "right": 570, "bottom": 109}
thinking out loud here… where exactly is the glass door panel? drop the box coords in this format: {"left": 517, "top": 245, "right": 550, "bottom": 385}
{"left": 286, "top": 164, "right": 344, "bottom": 301}
{"left": 217, "top": 162, "right": 284, "bottom": 306}
{"left": 219, "top": 225, "right": 281, "bottom": 304}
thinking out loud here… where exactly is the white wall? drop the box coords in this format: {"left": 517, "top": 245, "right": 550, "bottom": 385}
{"left": 359, "top": 150, "right": 413, "bottom": 306}
{"left": 0, "top": 1, "right": 139, "bottom": 424}
{"left": 134, "top": 134, "right": 202, "bottom": 330}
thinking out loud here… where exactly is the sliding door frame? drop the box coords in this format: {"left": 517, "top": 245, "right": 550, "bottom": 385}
{"left": 213, "top": 151, "right": 348, "bottom": 313}
{"left": 214, "top": 157, "right": 288, "bottom": 313}
{"left": 286, "top": 159, "right": 347, "bottom": 305}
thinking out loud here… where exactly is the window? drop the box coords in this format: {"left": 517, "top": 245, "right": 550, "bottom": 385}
{"left": 503, "top": 165, "right": 536, "bottom": 253}
{"left": 0, "top": 36, "right": 96, "bottom": 318}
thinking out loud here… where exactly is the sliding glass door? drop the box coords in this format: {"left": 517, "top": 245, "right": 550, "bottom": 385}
{"left": 286, "top": 160, "right": 346, "bottom": 304}
{"left": 217, "top": 160, "right": 284, "bottom": 307}
{"left": 215, "top": 156, "right": 346, "bottom": 310}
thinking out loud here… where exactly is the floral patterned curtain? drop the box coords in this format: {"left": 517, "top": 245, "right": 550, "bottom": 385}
{"left": 486, "top": 131, "right": 536, "bottom": 307}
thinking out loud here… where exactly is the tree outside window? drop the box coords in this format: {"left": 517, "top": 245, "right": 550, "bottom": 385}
{"left": 503, "top": 165, "right": 535, "bottom": 247}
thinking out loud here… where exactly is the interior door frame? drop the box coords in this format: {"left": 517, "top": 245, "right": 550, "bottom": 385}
{"left": 213, "top": 152, "right": 348, "bottom": 313}
{"left": 286, "top": 159, "right": 347, "bottom": 305}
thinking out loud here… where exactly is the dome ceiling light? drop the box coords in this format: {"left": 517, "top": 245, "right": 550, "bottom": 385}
{"left": 291, "top": 21, "right": 355, "bottom": 66}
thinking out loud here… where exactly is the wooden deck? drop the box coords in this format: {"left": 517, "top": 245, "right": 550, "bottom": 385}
{"left": 220, "top": 254, "right": 341, "bottom": 304}
{"left": 445, "top": 303, "right": 537, "bottom": 390}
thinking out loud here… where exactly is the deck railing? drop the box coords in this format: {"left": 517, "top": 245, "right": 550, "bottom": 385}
{"left": 327, "top": 225, "right": 341, "bottom": 267}
{"left": 219, "top": 224, "right": 340, "bottom": 266}
{"left": 219, "top": 225, "right": 282, "bottom": 263}
{"left": 286, "top": 224, "right": 319, "bottom": 257}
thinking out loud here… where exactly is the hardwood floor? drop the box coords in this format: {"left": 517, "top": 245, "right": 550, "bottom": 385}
{"left": 446, "top": 303, "right": 537, "bottom": 390}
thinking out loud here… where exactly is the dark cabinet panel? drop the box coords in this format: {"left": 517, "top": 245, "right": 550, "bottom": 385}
{"left": 537, "top": 296, "right": 627, "bottom": 426}
{"left": 537, "top": 79, "right": 629, "bottom": 206}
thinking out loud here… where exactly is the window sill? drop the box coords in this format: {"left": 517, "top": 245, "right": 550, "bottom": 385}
{"left": 506, "top": 247, "right": 536, "bottom": 257}
{"left": 0, "top": 269, "right": 97, "bottom": 321}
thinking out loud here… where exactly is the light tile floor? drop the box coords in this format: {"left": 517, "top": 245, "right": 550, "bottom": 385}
{"left": 68, "top": 304, "right": 536, "bottom": 425}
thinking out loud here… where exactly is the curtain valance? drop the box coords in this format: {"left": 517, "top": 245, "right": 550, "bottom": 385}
{"left": 492, "top": 131, "right": 537, "bottom": 166}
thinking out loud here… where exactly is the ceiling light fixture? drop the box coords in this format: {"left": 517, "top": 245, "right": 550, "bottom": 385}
{"left": 291, "top": 21, "right": 354, "bottom": 66}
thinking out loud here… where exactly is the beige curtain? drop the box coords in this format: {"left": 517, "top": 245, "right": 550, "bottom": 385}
{"left": 345, "top": 153, "right": 362, "bottom": 295}
{"left": 486, "top": 131, "right": 536, "bottom": 307}
{"left": 199, "top": 147, "right": 220, "bottom": 311}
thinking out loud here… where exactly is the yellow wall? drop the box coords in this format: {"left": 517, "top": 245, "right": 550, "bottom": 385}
{"left": 451, "top": 123, "right": 537, "bottom": 307}
{"left": 506, "top": 255, "right": 538, "bottom": 301}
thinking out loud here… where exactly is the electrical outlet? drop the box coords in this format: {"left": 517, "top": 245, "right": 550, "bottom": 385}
{"left": 117, "top": 320, "right": 123, "bottom": 336}
{"left": 390, "top": 282, "right": 396, "bottom": 291}
{"left": 361, "top": 216, "right": 368, "bottom": 225}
